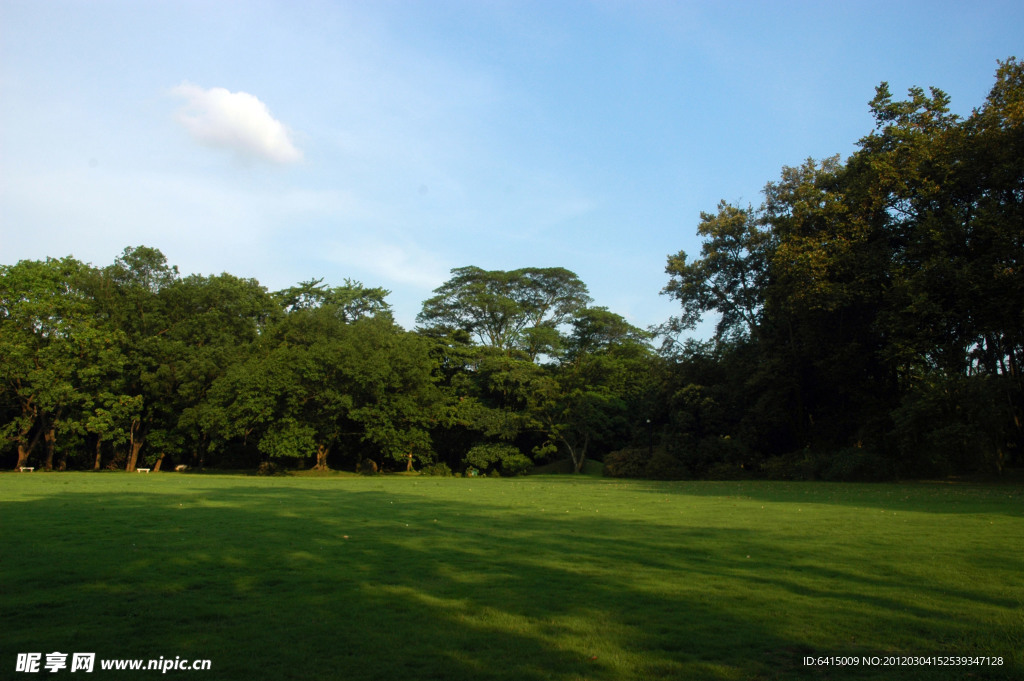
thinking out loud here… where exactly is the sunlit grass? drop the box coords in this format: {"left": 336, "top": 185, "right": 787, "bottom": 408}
{"left": 1, "top": 473, "right": 1021, "bottom": 680}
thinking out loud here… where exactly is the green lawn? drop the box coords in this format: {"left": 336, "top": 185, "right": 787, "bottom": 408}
{"left": 1, "top": 473, "right": 1021, "bottom": 680}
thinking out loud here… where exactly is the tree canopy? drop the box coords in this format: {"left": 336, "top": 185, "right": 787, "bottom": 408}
{"left": 417, "top": 266, "right": 591, "bottom": 359}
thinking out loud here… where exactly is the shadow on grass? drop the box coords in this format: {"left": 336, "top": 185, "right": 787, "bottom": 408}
{"left": 569, "top": 478, "right": 1024, "bottom": 517}
{"left": 1, "top": 480, "right": 1020, "bottom": 681}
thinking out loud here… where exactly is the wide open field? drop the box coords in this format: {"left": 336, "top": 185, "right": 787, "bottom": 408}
{"left": 1, "top": 473, "right": 1021, "bottom": 680}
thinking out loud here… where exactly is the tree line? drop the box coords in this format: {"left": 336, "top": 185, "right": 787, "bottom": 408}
{"left": 2, "top": 59, "right": 1021, "bottom": 479}
{"left": 0, "top": 251, "right": 652, "bottom": 474}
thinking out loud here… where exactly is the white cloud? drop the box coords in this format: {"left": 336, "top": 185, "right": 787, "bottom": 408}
{"left": 171, "top": 83, "right": 302, "bottom": 164}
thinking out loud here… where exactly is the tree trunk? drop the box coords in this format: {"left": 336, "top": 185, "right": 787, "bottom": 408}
{"left": 152, "top": 452, "right": 165, "bottom": 472}
{"left": 126, "top": 440, "right": 143, "bottom": 472}
{"left": 125, "top": 420, "right": 144, "bottom": 472}
{"left": 16, "top": 442, "right": 32, "bottom": 470}
{"left": 43, "top": 425, "right": 56, "bottom": 471}
{"left": 314, "top": 444, "right": 330, "bottom": 471}
{"left": 561, "top": 438, "right": 583, "bottom": 474}
{"left": 14, "top": 398, "right": 38, "bottom": 469}
{"left": 21, "top": 424, "right": 44, "bottom": 469}
{"left": 14, "top": 416, "right": 35, "bottom": 469}
{"left": 571, "top": 433, "right": 589, "bottom": 474}
{"left": 573, "top": 448, "right": 586, "bottom": 473}
{"left": 94, "top": 437, "right": 103, "bottom": 470}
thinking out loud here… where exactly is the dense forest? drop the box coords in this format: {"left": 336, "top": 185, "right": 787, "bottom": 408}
{"left": 2, "top": 59, "right": 1021, "bottom": 479}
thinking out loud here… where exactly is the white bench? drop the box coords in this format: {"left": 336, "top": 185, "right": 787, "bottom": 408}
{"left": 19, "top": 467, "right": 34, "bottom": 472}
{"left": 136, "top": 468, "right": 151, "bottom": 473}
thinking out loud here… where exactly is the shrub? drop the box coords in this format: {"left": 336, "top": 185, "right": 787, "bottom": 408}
{"left": 603, "top": 447, "right": 649, "bottom": 478}
{"left": 644, "top": 450, "right": 691, "bottom": 480}
{"left": 256, "top": 461, "right": 284, "bottom": 476}
{"left": 420, "top": 462, "right": 452, "bottom": 477}
{"left": 704, "top": 462, "right": 753, "bottom": 481}
{"left": 761, "top": 453, "right": 819, "bottom": 480}
{"left": 500, "top": 453, "right": 533, "bottom": 476}
{"left": 464, "top": 443, "right": 533, "bottom": 476}
{"left": 604, "top": 447, "right": 689, "bottom": 480}
{"left": 820, "top": 447, "right": 891, "bottom": 482}
{"left": 889, "top": 375, "right": 1013, "bottom": 476}
{"left": 357, "top": 458, "right": 379, "bottom": 475}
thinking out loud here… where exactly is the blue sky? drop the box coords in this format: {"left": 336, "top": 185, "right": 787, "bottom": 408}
{"left": 2, "top": 1, "right": 1021, "bottom": 333}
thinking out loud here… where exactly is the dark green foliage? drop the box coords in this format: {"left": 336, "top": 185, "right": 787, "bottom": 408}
{"left": 817, "top": 447, "right": 892, "bottom": 482}
{"left": 759, "top": 453, "right": 819, "bottom": 481}
{"left": 420, "top": 462, "right": 453, "bottom": 476}
{"left": 602, "top": 447, "right": 649, "bottom": 478}
{"left": 464, "top": 442, "right": 533, "bottom": 476}
{"left": 0, "top": 249, "right": 441, "bottom": 473}
{"left": 649, "top": 58, "right": 1024, "bottom": 480}
{"left": 204, "top": 311, "right": 441, "bottom": 472}
{"left": 256, "top": 460, "right": 285, "bottom": 476}
{"left": 416, "top": 268, "right": 653, "bottom": 476}
{"left": 891, "top": 375, "right": 1016, "bottom": 477}
{"left": 604, "top": 447, "right": 690, "bottom": 480}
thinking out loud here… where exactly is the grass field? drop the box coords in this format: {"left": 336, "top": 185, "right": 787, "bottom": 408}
{"left": 1, "top": 473, "right": 1021, "bottom": 680}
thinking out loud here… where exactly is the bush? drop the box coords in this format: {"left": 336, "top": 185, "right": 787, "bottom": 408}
{"left": 761, "top": 453, "right": 820, "bottom": 480}
{"left": 704, "top": 462, "right": 753, "bottom": 480}
{"left": 690, "top": 435, "right": 749, "bottom": 475}
{"left": 464, "top": 443, "right": 533, "bottom": 476}
{"left": 604, "top": 447, "right": 689, "bottom": 480}
{"left": 420, "top": 462, "right": 452, "bottom": 477}
{"left": 644, "top": 450, "right": 691, "bottom": 480}
{"left": 603, "top": 447, "right": 649, "bottom": 478}
{"left": 256, "top": 461, "right": 284, "bottom": 476}
{"left": 500, "top": 453, "right": 534, "bottom": 476}
{"left": 820, "top": 447, "right": 891, "bottom": 482}
{"left": 888, "top": 375, "right": 1018, "bottom": 476}
{"left": 357, "top": 458, "right": 379, "bottom": 475}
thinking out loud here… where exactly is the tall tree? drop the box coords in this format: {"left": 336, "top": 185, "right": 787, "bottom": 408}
{"left": 656, "top": 59, "right": 1024, "bottom": 478}
{"left": 91, "top": 246, "right": 180, "bottom": 471}
{"left": 849, "top": 59, "right": 1024, "bottom": 471}
{"left": 161, "top": 272, "right": 277, "bottom": 469}
{"left": 533, "top": 308, "right": 653, "bottom": 473}
{"left": 205, "top": 302, "right": 440, "bottom": 471}
{"left": 0, "top": 257, "right": 113, "bottom": 470}
{"left": 417, "top": 266, "right": 591, "bottom": 359}
{"left": 274, "top": 278, "right": 391, "bottom": 321}
{"left": 662, "top": 202, "right": 771, "bottom": 342}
